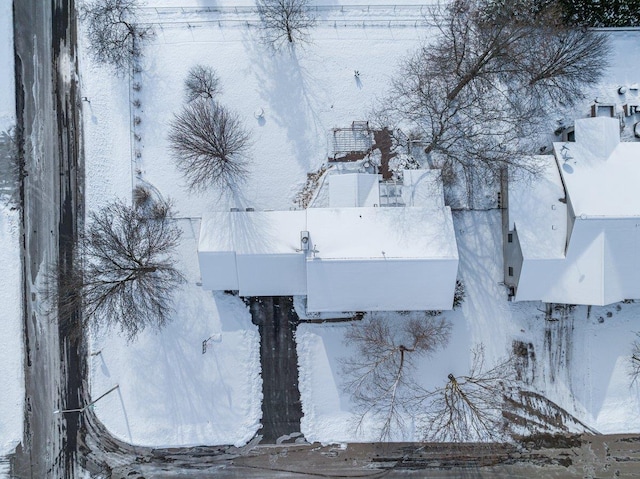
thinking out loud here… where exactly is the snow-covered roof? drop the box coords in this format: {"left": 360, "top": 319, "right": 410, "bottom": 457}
{"left": 307, "top": 206, "right": 457, "bottom": 261}
{"left": 305, "top": 206, "right": 458, "bottom": 312}
{"left": 554, "top": 117, "right": 640, "bottom": 218}
{"left": 198, "top": 189, "right": 459, "bottom": 311}
{"left": 509, "top": 156, "right": 567, "bottom": 260}
{"left": 516, "top": 218, "right": 640, "bottom": 305}
{"left": 511, "top": 118, "right": 640, "bottom": 305}
{"left": 329, "top": 172, "right": 381, "bottom": 207}
{"left": 198, "top": 210, "right": 307, "bottom": 295}
{"left": 401, "top": 169, "right": 445, "bottom": 208}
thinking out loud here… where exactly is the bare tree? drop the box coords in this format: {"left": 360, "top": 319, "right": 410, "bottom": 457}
{"left": 82, "top": 0, "right": 153, "bottom": 73}
{"left": 379, "top": 0, "right": 609, "bottom": 203}
{"left": 168, "top": 100, "right": 250, "bottom": 192}
{"left": 419, "top": 345, "right": 515, "bottom": 442}
{"left": 630, "top": 333, "right": 640, "bottom": 386}
{"left": 184, "top": 65, "right": 221, "bottom": 103}
{"left": 511, "top": 27, "right": 610, "bottom": 107}
{"left": 341, "top": 314, "right": 451, "bottom": 440}
{"left": 256, "top": 0, "right": 316, "bottom": 49}
{"left": 55, "top": 199, "right": 184, "bottom": 341}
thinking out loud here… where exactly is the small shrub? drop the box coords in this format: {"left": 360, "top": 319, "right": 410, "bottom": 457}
{"left": 184, "top": 65, "right": 221, "bottom": 102}
{"left": 453, "top": 280, "right": 465, "bottom": 309}
{"left": 133, "top": 185, "right": 152, "bottom": 208}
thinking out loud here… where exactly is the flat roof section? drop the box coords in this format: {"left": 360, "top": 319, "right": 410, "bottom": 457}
{"left": 329, "top": 172, "right": 381, "bottom": 207}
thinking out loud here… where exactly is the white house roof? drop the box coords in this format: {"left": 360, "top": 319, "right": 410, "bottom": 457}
{"left": 516, "top": 218, "right": 640, "bottom": 306}
{"left": 329, "top": 172, "right": 381, "bottom": 207}
{"left": 509, "top": 156, "right": 567, "bottom": 260}
{"left": 198, "top": 210, "right": 307, "bottom": 296}
{"left": 199, "top": 210, "right": 306, "bottom": 255}
{"left": 305, "top": 206, "right": 458, "bottom": 312}
{"left": 554, "top": 117, "right": 640, "bottom": 218}
{"left": 307, "top": 206, "right": 457, "bottom": 261}
{"left": 198, "top": 177, "right": 460, "bottom": 311}
{"left": 512, "top": 118, "right": 640, "bottom": 305}
{"left": 401, "top": 169, "right": 445, "bottom": 208}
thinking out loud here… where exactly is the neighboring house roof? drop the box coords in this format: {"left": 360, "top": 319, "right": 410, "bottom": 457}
{"left": 198, "top": 171, "right": 459, "bottom": 312}
{"left": 509, "top": 156, "right": 567, "bottom": 261}
{"left": 555, "top": 117, "right": 640, "bottom": 218}
{"left": 510, "top": 117, "right": 640, "bottom": 306}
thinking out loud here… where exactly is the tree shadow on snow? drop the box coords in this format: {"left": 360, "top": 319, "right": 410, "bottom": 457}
{"left": 241, "top": 34, "right": 327, "bottom": 171}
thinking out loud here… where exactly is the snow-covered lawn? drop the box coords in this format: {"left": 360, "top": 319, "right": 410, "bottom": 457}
{"left": 80, "top": 3, "right": 435, "bottom": 447}
{"left": 89, "top": 219, "right": 262, "bottom": 447}
{"left": 78, "top": 0, "right": 640, "bottom": 447}
{"left": 298, "top": 211, "right": 640, "bottom": 443}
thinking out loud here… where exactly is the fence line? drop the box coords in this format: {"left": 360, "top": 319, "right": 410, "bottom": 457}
{"left": 138, "top": 3, "right": 443, "bottom": 27}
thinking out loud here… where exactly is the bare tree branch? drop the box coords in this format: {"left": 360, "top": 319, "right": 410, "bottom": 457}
{"left": 168, "top": 100, "right": 251, "bottom": 193}
{"left": 629, "top": 333, "right": 640, "bottom": 387}
{"left": 377, "top": 0, "right": 609, "bottom": 204}
{"left": 418, "top": 344, "right": 515, "bottom": 442}
{"left": 341, "top": 313, "right": 451, "bottom": 441}
{"left": 51, "top": 199, "right": 184, "bottom": 341}
{"left": 82, "top": 0, "right": 154, "bottom": 74}
{"left": 256, "top": 0, "right": 316, "bottom": 49}
{"left": 184, "top": 65, "right": 221, "bottom": 103}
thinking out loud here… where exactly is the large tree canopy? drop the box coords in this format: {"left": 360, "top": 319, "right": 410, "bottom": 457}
{"left": 59, "top": 199, "right": 184, "bottom": 341}
{"left": 380, "top": 0, "right": 609, "bottom": 200}
{"left": 168, "top": 100, "right": 251, "bottom": 193}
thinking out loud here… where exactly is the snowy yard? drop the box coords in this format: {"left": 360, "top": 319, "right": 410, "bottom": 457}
{"left": 298, "top": 210, "right": 640, "bottom": 443}
{"left": 80, "top": 2, "right": 440, "bottom": 447}
{"left": 78, "top": 0, "right": 640, "bottom": 448}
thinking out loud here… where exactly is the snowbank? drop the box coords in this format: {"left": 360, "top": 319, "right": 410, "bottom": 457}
{"left": 0, "top": 0, "right": 23, "bottom": 462}
{"left": 0, "top": 0, "right": 14, "bottom": 131}
{"left": 0, "top": 205, "right": 23, "bottom": 456}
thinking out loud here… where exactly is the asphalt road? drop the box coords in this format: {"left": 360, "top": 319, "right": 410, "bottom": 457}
{"left": 12, "top": 0, "right": 67, "bottom": 476}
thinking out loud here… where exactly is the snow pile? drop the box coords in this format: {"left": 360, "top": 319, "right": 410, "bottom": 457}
{"left": 0, "top": 205, "right": 23, "bottom": 456}
{"left": 0, "top": 0, "right": 14, "bottom": 132}
{"left": 0, "top": 0, "right": 23, "bottom": 464}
